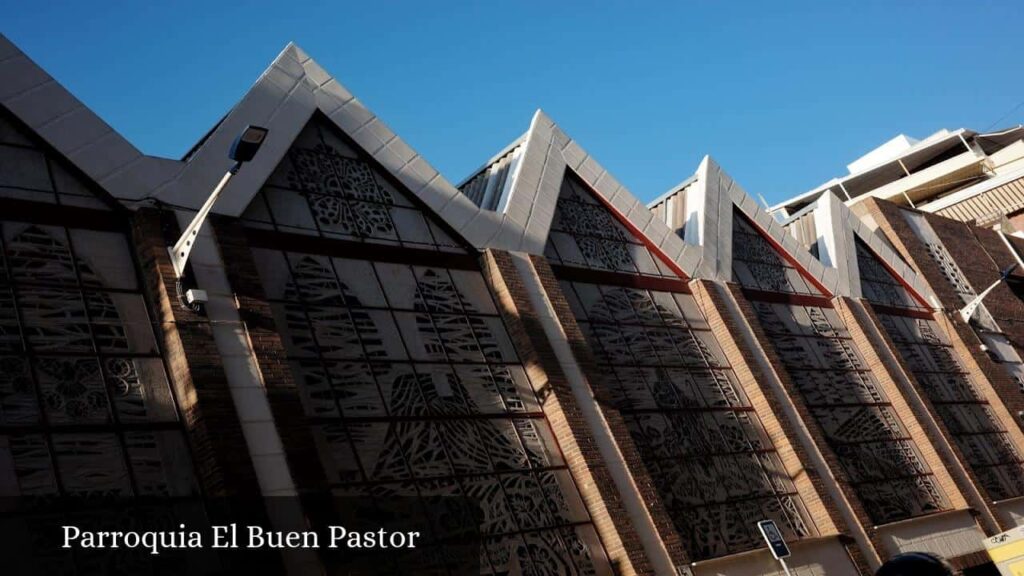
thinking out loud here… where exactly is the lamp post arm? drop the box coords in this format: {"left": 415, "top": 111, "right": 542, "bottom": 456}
{"left": 960, "top": 279, "right": 1002, "bottom": 324}
{"left": 168, "top": 161, "right": 241, "bottom": 278}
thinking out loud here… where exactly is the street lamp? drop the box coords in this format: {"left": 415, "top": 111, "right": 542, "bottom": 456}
{"left": 167, "top": 125, "right": 268, "bottom": 279}
{"left": 959, "top": 262, "right": 1017, "bottom": 324}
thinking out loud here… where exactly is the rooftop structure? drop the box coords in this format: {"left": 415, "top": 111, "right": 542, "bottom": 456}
{"left": 4, "top": 32, "right": 1024, "bottom": 576}
{"left": 769, "top": 126, "right": 1024, "bottom": 228}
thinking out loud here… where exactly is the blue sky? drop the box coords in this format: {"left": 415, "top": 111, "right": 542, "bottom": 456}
{"left": 4, "top": 1, "right": 1024, "bottom": 205}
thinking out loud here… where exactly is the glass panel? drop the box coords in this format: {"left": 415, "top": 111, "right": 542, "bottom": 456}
{"left": 724, "top": 210, "right": 949, "bottom": 522}
{"left": 559, "top": 280, "right": 814, "bottom": 560}
{"left": 52, "top": 433, "right": 130, "bottom": 496}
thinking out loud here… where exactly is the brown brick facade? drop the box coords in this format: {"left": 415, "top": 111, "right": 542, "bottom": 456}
{"left": 130, "top": 208, "right": 262, "bottom": 497}
{"left": 481, "top": 250, "right": 664, "bottom": 576}
{"left": 936, "top": 312, "right": 1024, "bottom": 445}
{"left": 691, "top": 280, "right": 874, "bottom": 573}
{"left": 721, "top": 283, "right": 888, "bottom": 569}
{"left": 212, "top": 216, "right": 331, "bottom": 495}
{"left": 858, "top": 198, "right": 963, "bottom": 308}
{"left": 861, "top": 198, "right": 1024, "bottom": 435}
{"left": 525, "top": 253, "right": 694, "bottom": 571}
{"left": 864, "top": 300, "right": 1024, "bottom": 533}
{"left": 835, "top": 298, "right": 968, "bottom": 513}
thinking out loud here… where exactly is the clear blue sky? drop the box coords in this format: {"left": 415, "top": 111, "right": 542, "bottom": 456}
{"left": 4, "top": 1, "right": 1024, "bottom": 205}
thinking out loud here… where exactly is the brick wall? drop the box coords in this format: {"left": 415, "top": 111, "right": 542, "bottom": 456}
{"left": 481, "top": 250, "right": 662, "bottom": 576}
{"left": 723, "top": 284, "right": 899, "bottom": 568}
{"left": 835, "top": 299, "right": 997, "bottom": 575}
{"left": 936, "top": 312, "right": 1024, "bottom": 444}
{"left": 859, "top": 199, "right": 963, "bottom": 308}
{"left": 857, "top": 301, "right": 1008, "bottom": 534}
{"left": 835, "top": 298, "right": 968, "bottom": 513}
{"left": 526, "top": 254, "right": 695, "bottom": 571}
{"left": 861, "top": 198, "right": 1024, "bottom": 436}
{"left": 131, "top": 208, "right": 262, "bottom": 497}
{"left": 690, "top": 280, "right": 873, "bottom": 574}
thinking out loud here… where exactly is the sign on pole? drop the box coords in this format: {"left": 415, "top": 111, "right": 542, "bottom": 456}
{"left": 757, "top": 520, "right": 791, "bottom": 560}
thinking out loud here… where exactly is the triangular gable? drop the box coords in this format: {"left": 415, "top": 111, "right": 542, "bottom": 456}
{"left": 148, "top": 43, "right": 523, "bottom": 253}
{"left": 731, "top": 209, "right": 828, "bottom": 295}
{"left": 785, "top": 189, "right": 939, "bottom": 307}
{"left": 0, "top": 33, "right": 182, "bottom": 205}
{"left": 457, "top": 110, "right": 702, "bottom": 275}
{"left": 0, "top": 35, "right": 511, "bottom": 251}
{"left": 544, "top": 170, "right": 685, "bottom": 278}
{"left": 0, "top": 106, "right": 118, "bottom": 210}
{"left": 240, "top": 112, "right": 466, "bottom": 252}
{"left": 855, "top": 237, "right": 930, "bottom": 310}
{"left": 669, "top": 156, "right": 838, "bottom": 292}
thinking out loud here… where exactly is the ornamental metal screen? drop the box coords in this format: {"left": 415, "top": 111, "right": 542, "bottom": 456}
{"left": 732, "top": 211, "right": 947, "bottom": 524}
{"left": 241, "top": 116, "right": 611, "bottom": 576}
{"left": 546, "top": 173, "right": 815, "bottom": 561}
{"left": 0, "top": 110, "right": 197, "bottom": 500}
{"left": 241, "top": 114, "right": 462, "bottom": 253}
{"left": 0, "top": 109, "right": 201, "bottom": 573}
{"left": 857, "top": 238, "right": 1024, "bottom": 500}
{"left": 544, "top": 175, "right": 679, "bottom": 278}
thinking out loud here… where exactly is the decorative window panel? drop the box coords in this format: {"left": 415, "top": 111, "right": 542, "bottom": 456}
{"left": 244, "top": 132, "right": 611, "bottom": 576}
{"left": 544, "top": 173, "right": 678, "bottom": 278}
{"left": 562, "top": 280, "right": 814, "bottom": 560}
{"left": 0, "top": 230, "right": 193, "bottom": 496}
{"left": 547, "top": 179, "right": 815, "bottom": 561}
{"left": 731, "top": 215, "right": 820, "bottom": 295}
{"left": 856, "top": 240, "right": 925, "bottom": 310}
{"left": 733, "top": 210, "right": 948, "bottom": 524}
{"left": 901, "top": 210, "right": 1000, "bottom": 330}
{"left": 0, "top": 115, "right": 197, "bottom": 502}
{"left": 858, "top": 239, "right": 1024, "bottom": 500}
{"left": 240, "top": 113, "right": 462, "bottom": 253}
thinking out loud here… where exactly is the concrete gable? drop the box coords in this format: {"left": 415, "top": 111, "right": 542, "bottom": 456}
{"left": 803, "top": 190, "right": 939, "bottom": 306}
{"left": 683, "top": 156, "right": 838, "bottom": 292}
{"left": 467, "top": 110, "right": 704, "bottom": 274}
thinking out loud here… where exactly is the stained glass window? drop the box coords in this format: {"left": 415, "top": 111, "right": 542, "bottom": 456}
{"left": 546, "top": 175, "right": 815, "bottom": 561}
{"left": 857, "top": 239, "right": 1024, "bottom": 500}
{"left": 243, "top": 117, "right": 612, "bottom": 576}
{"left": 732, "top": 211, "right": 947, "bottom": 524}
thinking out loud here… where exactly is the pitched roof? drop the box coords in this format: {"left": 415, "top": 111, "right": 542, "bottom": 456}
{"left": 0, "top": 33, "right": 182, "bottom": 202}
{"left": 0, "top": 31, "right": 939, "bottom": 303}
{"left": 144, "top": 44, "right": 508, "bottom": 245}
{"left": 646, "top": 155, "right": 838, "bottom": 291}
{"left": 457, "top": 110, "right": 703, "bottom": 274}
{"left": 783, "top": 189, "right": 939, "bottom": 307}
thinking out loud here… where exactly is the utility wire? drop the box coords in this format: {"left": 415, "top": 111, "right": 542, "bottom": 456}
{"left": 985, "top": 97, "right": 1024, "bottom": 132}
